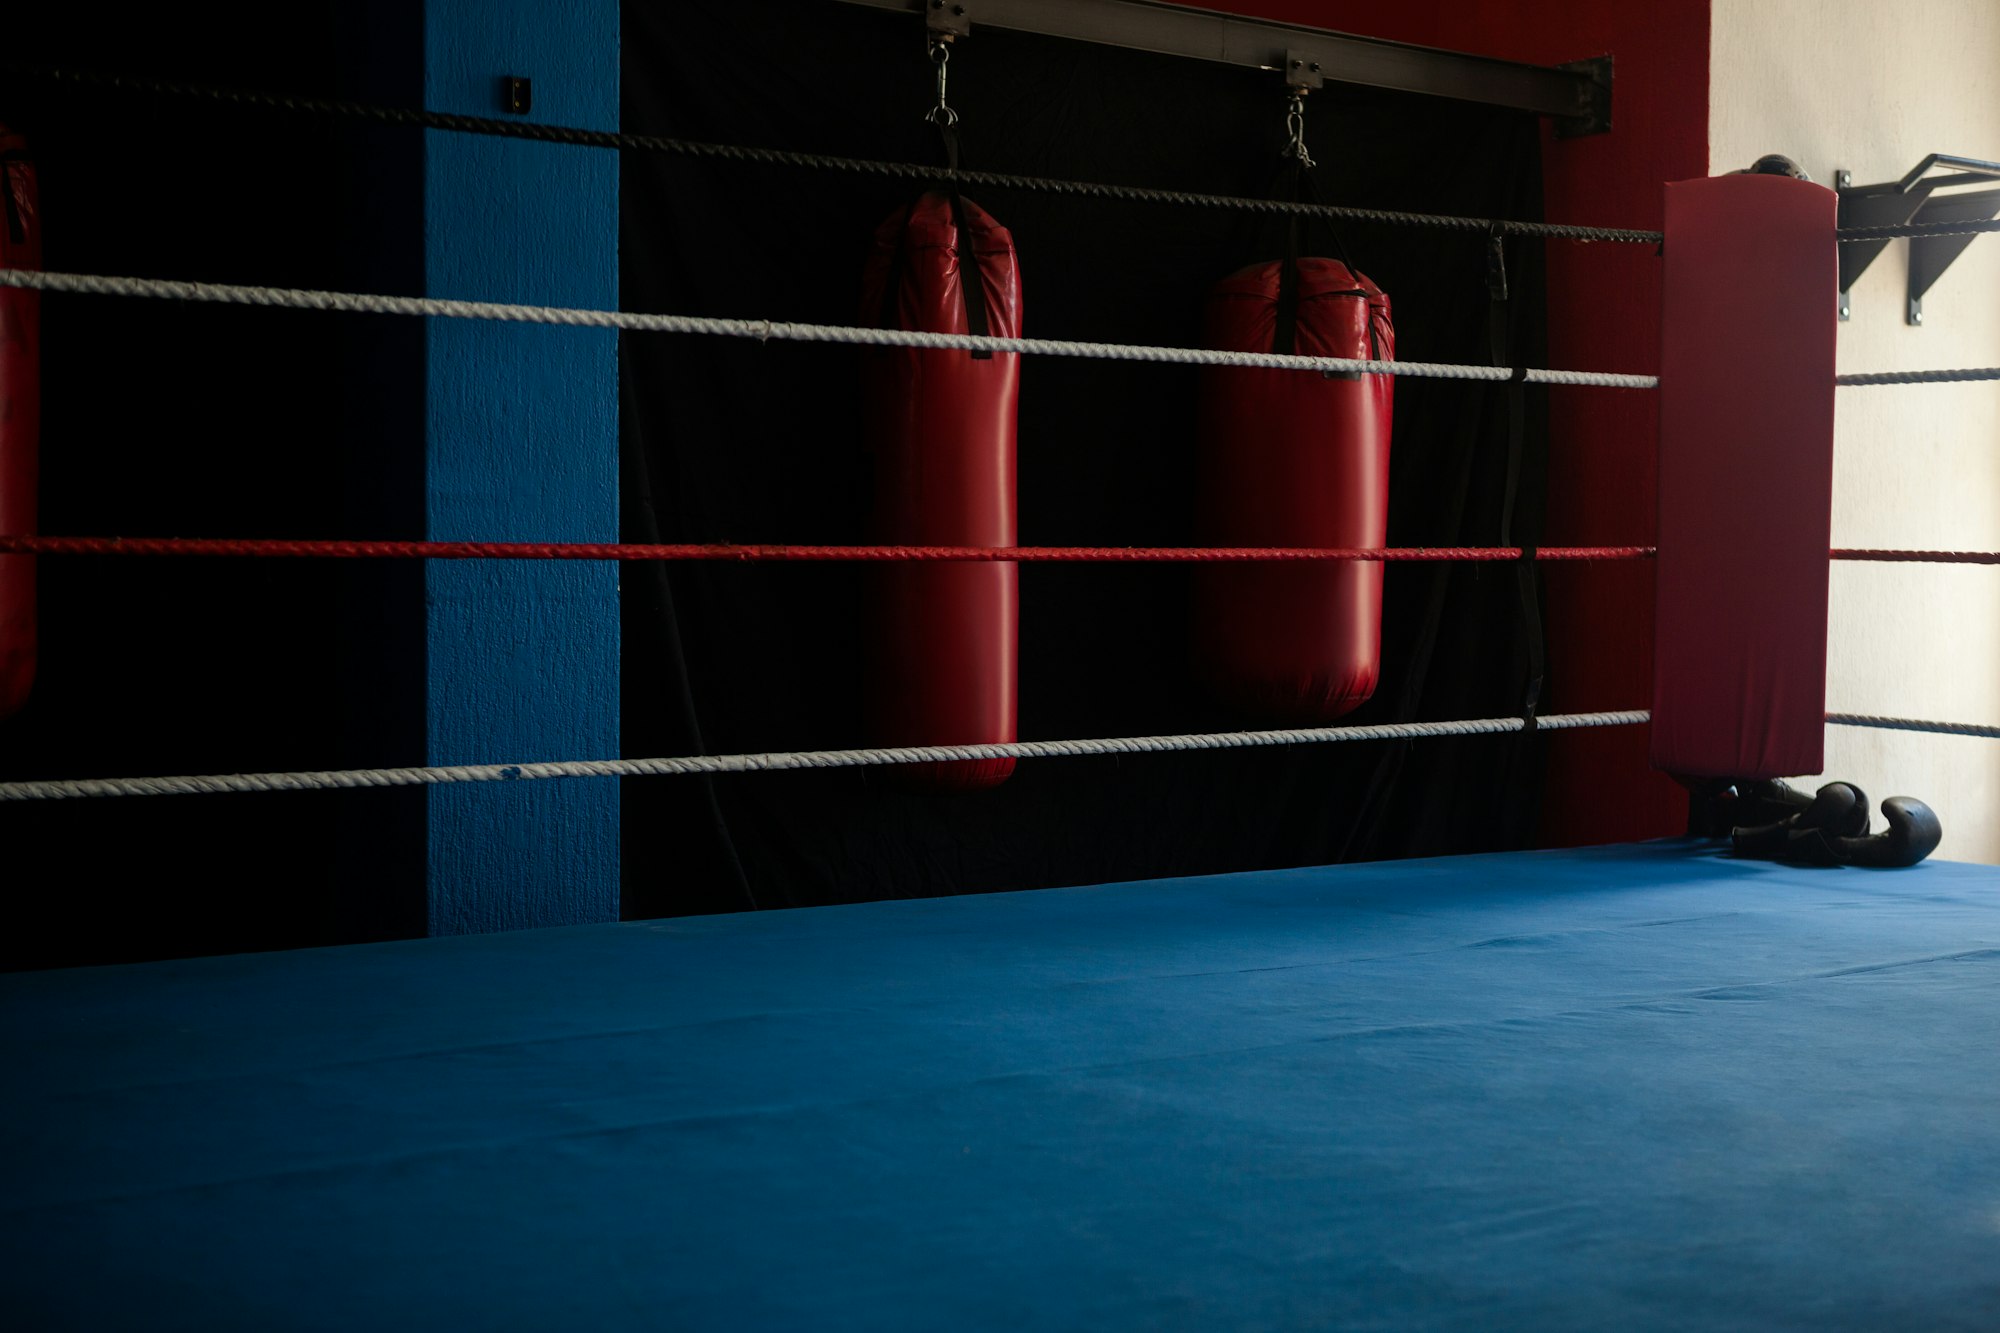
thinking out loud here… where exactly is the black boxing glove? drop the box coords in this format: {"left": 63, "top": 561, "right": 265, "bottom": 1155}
{"left": 1686, "top": 777, "right": 1814, "bottom": 839}
{"left": 1731, "top": 781, "right": 1869, "bottom": 860}
{"left": 1790, "top": 797, "right": 1944, "bottom": 869}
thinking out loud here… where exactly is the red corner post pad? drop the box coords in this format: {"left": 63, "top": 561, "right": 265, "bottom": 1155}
{"left": 1652, "top": 174, "right": 1837, "bottom": 780}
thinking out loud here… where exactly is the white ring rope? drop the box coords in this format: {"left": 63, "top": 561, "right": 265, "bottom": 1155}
{"left": 5, "top": 269, "right": 1982, "bottom": 389}
{"left": 0, "top": 711, "right": 1651, "bottom": 802}
{"left": 4, "top": 710, "right": 1987, "bottom": 802}
{"left": 1, "top": 267, "right": 1986, "bottom": 797}
{"left": 0, "top": 268, "right": 1657, "bottom": 389}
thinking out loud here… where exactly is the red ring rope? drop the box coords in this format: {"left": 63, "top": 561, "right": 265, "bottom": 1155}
{"left": 1829, "top": 548, "right": 2000, "bottom": 565}
{"left": 0, "top": 537, "right": 1993, "bottom": 564}
{"left": 0, "top": 537, "right": 1649, "bottom": 562}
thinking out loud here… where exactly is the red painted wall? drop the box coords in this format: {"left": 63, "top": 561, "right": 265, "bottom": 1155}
{"left": 1208, "top": 0, "right": 1709, "bottom": 844}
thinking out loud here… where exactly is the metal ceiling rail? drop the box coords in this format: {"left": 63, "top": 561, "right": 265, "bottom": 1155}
{"left": 832, "top": 0, "right": 1612, "bottom": 134}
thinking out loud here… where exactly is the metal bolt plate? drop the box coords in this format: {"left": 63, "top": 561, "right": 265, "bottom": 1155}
{"left": 1283, "top": 48, "right": 1325, "bottom": 90}
{"left": 927, "top": 0, "right": 971, "bottom": 39}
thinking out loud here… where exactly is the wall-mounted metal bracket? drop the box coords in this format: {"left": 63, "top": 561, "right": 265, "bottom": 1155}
{"left": 1907, "top": 188, "right": 2000, "bottom": 327}
{"left": 1834, "top": 170, "right": 1855, "bottom": 320}
{"left": 1837, "top": 154, "right": 2000, "bottom": 325}
{"left": 924, "top": 0, "right": 972, "bottom": 40}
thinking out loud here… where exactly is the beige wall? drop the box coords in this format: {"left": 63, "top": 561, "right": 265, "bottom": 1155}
{"left": 1711, "top": 0, "right": 2000, "bottom": 861}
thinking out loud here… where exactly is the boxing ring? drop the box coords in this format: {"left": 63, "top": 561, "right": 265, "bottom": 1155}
{"left": 7, "top": 843, "right": 2000, "bottom": 1328}
{"left": 6, "top": 21, "right": 2000, "bottom": 1331}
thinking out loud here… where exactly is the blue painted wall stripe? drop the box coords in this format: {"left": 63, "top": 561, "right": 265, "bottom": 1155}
{"left": 422, "top": 0, "right": 620, "bottom": 934}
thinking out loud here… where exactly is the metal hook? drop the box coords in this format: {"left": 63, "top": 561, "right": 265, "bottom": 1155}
{"left": 925, "top": 38, "right": 959, "bottom": 127}
{"left": 1283, "top": 93, "right": 1313, "bottom": 169}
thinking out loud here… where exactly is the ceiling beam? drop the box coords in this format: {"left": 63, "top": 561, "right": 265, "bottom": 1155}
{"left": 830, "top": 0, "right": 1610, "bottom": 133}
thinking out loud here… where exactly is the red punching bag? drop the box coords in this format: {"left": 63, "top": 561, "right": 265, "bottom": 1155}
{"left": 1193, "top": 255, "right": 1395, "bottom": 723}
{"left": 859, "top": 190, "right": 1021, "bottom": 790}
{"left": 0, "top": 126, "right": 39, "bottom": 723}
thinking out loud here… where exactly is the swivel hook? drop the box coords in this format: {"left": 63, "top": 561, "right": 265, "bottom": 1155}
{"left": 1284, "top": 93, "right": 1313, "bottom": 169}
{"left": 925, "top": 39, "right": 959, "bottom": 128}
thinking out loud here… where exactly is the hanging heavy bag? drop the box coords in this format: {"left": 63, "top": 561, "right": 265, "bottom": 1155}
{"left": 1192, "top": 138, "right": 1395, "bottom": 724}
{"left": 858, "top": 78, "right": 1022, "bottom": 791}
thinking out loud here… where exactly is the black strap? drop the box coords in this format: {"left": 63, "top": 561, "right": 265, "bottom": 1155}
{"left": 1274, "top": 225, "right": 1302, "bottom": 356}
{"left": 1488, "top": 229, "right": 1545, "bottom": 734}
{"left": 1294, "top": 162, "right": 1360, "bottom": 278}
{"left": 616, "top": 352, "right": 760, "bottom": 912}
{"left": 1273, "top": 159, "right": 1304, "bottom": 355}
{"left": 0, "top": 152, "right": 27, "bottom": 247}
{"left": 1485, "top": 230, "right": 1510, "bottom": 304}
{"left": 1273, "top": 159, "right": 1363, "bottom": 356}
{"left": 935, "top": 121, "right": 993, "bottom": 360}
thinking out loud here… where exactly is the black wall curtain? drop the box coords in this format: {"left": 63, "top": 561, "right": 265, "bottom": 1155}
{"left": 0, "top": 10, "right": 372, "bottom": 970}
{"left": 0, "top": 3, "right": 425, "bottom": 970}
{"left": 621, "top": 0, "right": 1553, "bottom": 918}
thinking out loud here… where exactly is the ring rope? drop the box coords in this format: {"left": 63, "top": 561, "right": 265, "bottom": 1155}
{"left": 8, "top": 269, "right": 1985, "bottom": 389}
{"left": 8, "top": 65, "right": 1991, "bottom": 246}
{"left": 1829, "top": 367, "right": 2000, "bottom": 387}
{"left": 1831, "top": 218, "right": 2000, "bottom": 242}
{"left": 2, "top": 63, "right": 1662, "bottom": 245}
{"left": 0, "top": 537, "right": 1654, "bottom": 563}
{"left": 1831, "top": 548, "right": 2000, "bottom": 566}
{"left": 0, "top": 269, "right": 1659, "bottom": 388}
{"left": 1828, "top": 712, "right": 2000, "bottom": 740}
{"left": 5, "top": 711, "right": 1987, "bottom": 803}
{"left": 0, "top": 711, "right": 1652, "bottom": 803}
{"left": 7, "top": 539, "right": 1998, "bottom": 566}
{"left": 7, "top": 710, "right": 1992, "bottom": 802}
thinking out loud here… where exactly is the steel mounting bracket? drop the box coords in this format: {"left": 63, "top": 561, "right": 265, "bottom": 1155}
{"left": 1282, "top": 48, "right": 1324, "bottom": 91}
{"left": 923, "top": 0, "right": 972, "bottom": 40}
{"left": 1554, "top": 56, "right": 1613, "bottom": 139}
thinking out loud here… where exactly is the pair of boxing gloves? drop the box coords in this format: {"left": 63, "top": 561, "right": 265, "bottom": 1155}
{"left": 1708, "top": 779, "right": 1943, "bottom": 868}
